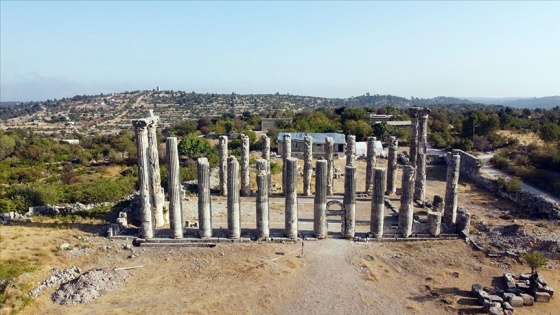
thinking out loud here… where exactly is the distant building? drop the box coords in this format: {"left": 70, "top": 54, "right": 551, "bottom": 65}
{"left": 385, "top": 121, "right": 412, "bottom": 127}
{"left": 61, "top": 139, "right": 80, "bottom": 145}
{"left": 277, "top": 132, "right": 346, "bottom": 158}
{"left": 261, "top": 118, "right": 293, "bottom": 132}
{"left": 369, "top": 114, "right": 393, "bottom": 124}
{"left": 156, "top": 86, "right": 160, "bottom": 92}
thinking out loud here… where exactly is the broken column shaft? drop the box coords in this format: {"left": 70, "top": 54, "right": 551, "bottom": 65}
{"left": 370, "top": 167, "right": 386, "bottom": 238}
{"left": 343, "top": 165, "right": 357, "bottom": 238}
{"left": 313, "top": 159, "right": 328, "bottom": 239}
{"left": 365, "top": 136, "right": 377, "bottom": 195}
{"left": 303, "top": 135, "right": 313, "bottom": 196}
{"left": 218, "top": 136, "right": 228, "bottom": 197}
{"left": 261, "top": 134, "right": 271, "bottom": 193}
{"left": 427, "top": 211, "right": 442, "bottom": 237}
{"left": 285, "top": 157, "right": 298, "bottom": 239}
{"left": 414, "top": 108, "right": 430, "bottom": 201}
{"left": 346, "top": 135, "right": 356, "bottom": 166}
{"left": 240, "top": 134, "right": 251, "bottom": 197}
{"left": 398, "top": 165, "right": 415, "bottom": 237}
{"left": 256, "top": 159, "right": 269, "bottom": 239}
{"left": 325, "top": 137, "right": 334, "bottom": 196}
{"left": 444, "top": 153, "right": 461, "bottom": 225}
{"left": 166, "top": 137, "right": 183, "bottom": 239}
{"left": 386, "top": 136, "right": 399, "bottom": 195}
{"left": 282, "top": 134, "right": 292, "bottom": 195}
{"left": 227, "top": 156, "right": 240, "bottom": 238}
{"left": 408, "top": 107, "right": 420, "bottom": 167}
{"left": 132, "top": 119, "right": 154, "bottom": 239}
{"left": 197, "top": 157, "right": 212, "bottom": 238}
{"left": 147, "top": 116, "right": 165, "bottom": 227}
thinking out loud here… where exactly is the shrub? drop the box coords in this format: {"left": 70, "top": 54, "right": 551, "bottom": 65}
{"left": 521, "top": 251, "right": 548, "bottom": 275}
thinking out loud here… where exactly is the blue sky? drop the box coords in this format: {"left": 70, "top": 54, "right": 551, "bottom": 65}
{"left": 1, "top": 1, "right": 559, "bottom": 102}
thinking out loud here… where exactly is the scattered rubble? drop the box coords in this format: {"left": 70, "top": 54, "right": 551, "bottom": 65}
{"left": 29, "top": 266, "right": 81, "bottom": 297}
{"left": 51, "top": 268, "right": 129, "bottom": 305}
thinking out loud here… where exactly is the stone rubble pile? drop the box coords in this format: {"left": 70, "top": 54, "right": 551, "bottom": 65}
{"left": 51, "top": 268, "right": 129, "bottom": 305}
{"left": 471, "top": 273, "right": 554, "bottom": 315}
{"left": 28, "top": 266, "right": 81, "bottom": 297}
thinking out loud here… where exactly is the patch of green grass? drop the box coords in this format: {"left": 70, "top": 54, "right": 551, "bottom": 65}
{"left": 0, "top": 259, "right": 35, "bottom": 280}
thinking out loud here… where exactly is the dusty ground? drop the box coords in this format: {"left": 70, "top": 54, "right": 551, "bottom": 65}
{"left": 1, "top": 152, "right": 559, "bottom": 314}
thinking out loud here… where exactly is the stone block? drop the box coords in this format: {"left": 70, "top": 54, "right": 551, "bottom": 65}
{"left": 506, "top": 288, "right": 523, "bottom": 295}
{"left": 479, "top": 291, "right": 490, "bottom": 304}
{"left": 543, "top": 286, "right": 554, "bottom": 297}
{"left": 503, "top": 293, "right": 515, "bottom": 300}
{"left": 520, "top": 293, "right": 534, "bottom": 306}
{"left": 504, "top": 310, "right": 513, "bottom": 315}
{"left": 489, "top": 295, "right": 503, "bottom": 303}
{"left": 534, "top": 291, "right": 551, "bottom": 303}
{"left": 489, "top": 306, "right": 502, "bottom": 315}
{"left": 504, "top": 273, "right": 516, "bottom": 282}
{"left": 472, "top": 283, "right": 482, "bottom": 296}
{"left": 519, "top": 274, "right": 531, "bottom": 281}
{"left": 508, "top": 295, "right": 524, "bottom": 307}
{"left": 482, "top": 299, "right": 492, "bottom": 312}
{"left": 502, "top": 301, "right": 513, "bottom": 311}
{"left": 506, "top": 281, "right": 516, "bottom": 290}
{"left": 537, "top": 276, "right": 548, "bottom": 287}
{"left": 517, "top": 283, "right": 530, "bottom": 291}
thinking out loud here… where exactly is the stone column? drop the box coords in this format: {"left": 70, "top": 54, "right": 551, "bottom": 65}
{"left": 414, "top": 108, "right": 430, "bottom": 202}
{"left": 147, "top": 115, "right": 165, "bottom": 227}
{"left": 386, "top": 136, "right": 399, "bottom": 195}
{"left": 343, "top": 165, "right": 356, "bottom": 238}
{"left": 313, "top": 159, "right": 327, "bottom": 239}
{"left": 398, "top": 165, "right": 415, "bottom": 237}
{"left": 427, "top": 211, "right": 441, "bottom": 237}
{"left": 346, "top": 135, "right": 356, "bottom": 166}
{"left": 285, "top": 157, "right": 298, "bottom": 239}
{"left": 444, "top": 153, "right": 461, "bottom": 225}
{"left": 303, "top": 135, "right": 313, "bottom": 196}
{"left": 325, "top": 137, "right": 334, "bottom": 196}
{"left": 166, "top": 137, "right": 183, "bottom": 239}
{"left": 282, "top": 134, "right": 292, "bottom": 195}
{"left": 256, "top": 159, "right": 269, "bottom": 239}
{"left": 132, "top": 119, "right": 154, "bottom": 239}
{"left": 261, "top": 134, "right": 271, "bottom": 193}
{"left": 370, "top": 167, "right": 386, "bottom": 238}
{"left": 433, "top": 195, "right": 444, "bottom": 213}
{"left": 240, "top": 134, "right": 251, "bottom": 197}
{"left": 197, "top": 157, "right": 212, "bottom": 238}
{"left": 408, "top": 107, "right": 420, "bottom": 167}
{"left": 227, "top": 156, "right": 240, "bottom": 238}
{"left": 365, "top": 136, "right": 377, "bottom": 195}
{"left": 218, "top": 136, "right": 228, "bottom": 197}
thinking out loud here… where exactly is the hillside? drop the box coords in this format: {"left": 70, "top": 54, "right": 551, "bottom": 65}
{"left": 465, "top": 96, "right": 560, "bottom": 109}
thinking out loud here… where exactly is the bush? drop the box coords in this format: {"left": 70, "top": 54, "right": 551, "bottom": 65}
{"left": 270, "top": 162, "right": 282, "bottom": 175}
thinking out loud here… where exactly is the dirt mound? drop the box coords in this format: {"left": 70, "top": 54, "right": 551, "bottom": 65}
{"left": 51, "top": 268, "right": 128, "bottom": 305}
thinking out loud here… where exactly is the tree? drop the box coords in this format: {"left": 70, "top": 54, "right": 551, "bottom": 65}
{"left": 521, "top": 251, "right": 547, "bottom": 275}
{"left": 343, "top": 120, "right": 373, "bottom": 141}
{"left": 178, "top": 135, "right": 218, "bottom": 166}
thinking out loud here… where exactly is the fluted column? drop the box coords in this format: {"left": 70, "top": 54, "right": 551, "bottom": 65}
{"left": 370, "top": 167, "right": 386, "bottom": 238}
{"left": 444, "top": 153, "right": 461, "bottom": 225}
{"left": 343, "top": 165, "right": 356, "bottom": 238}
{"left": 408, "top": 107, "right": 420, "bottom": 167}
{"left": 227, "top": 156, "right": 240, "bottom": 238}
{"left": 132, "top": 119, "right": 154, "bottom": 239}
{"left": 218, "top": 136, "right": 228, "bottom": 196}
{"left": 197, "top": 157, "right": 212, "bottom": 238}
{"left": 282, "top": 134, "right": 292, "bottom": 195}
{"left": 166, "top": 137, "right": 183, "bottom": 239}
{"left": 398, "top": 165, "right": 415, "bottom": 237}
{"left": 147, "top": 115, "right": 165, "bottom": 227}
{"left": 414, "top": 108, "right": 430, "bottom": 201}
{"left": 261, "top": 134, "right": 271, "bottom": 193}
{"left": 346, "top": 135, "right": 356, "bottom": 167}
{"left": 256, "top": 159, "right": 269, "bottom": 239}
{"left": 313, "top": 159, "right": 327, "bottom": 239}
{"left": 386, "top": 136, "right": 398, "bottom": 195}
{"left": 325, "top": 137, "right": 334, "bottom": 196}
{"left": 240, "top": 134, "right": 251, "bottom": 197}
{"left": 366, "top": 136, "right": 377, "bottom": 194}
{"left": 285, "top": 157, "right": 298, "bottom": 239}
{"left": 303, "top": 135, "right": 313, "bottom": 196}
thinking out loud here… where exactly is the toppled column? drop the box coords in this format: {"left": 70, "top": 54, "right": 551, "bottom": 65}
{"left": 427, "top": 211, "right": 441, "bottom": 237}
{"left": 261, "top": 134, "right": 271, "bottom": 193}
{"left": 408, "top": 107, "right": 420, "bottom": 167}
{"left": 386, "top": 136, "right": 399, "bottom": 195}
{"left": 166, "top": 137, "right": 183, "bottom": 239}
{"left": 303, "top": 135, "right": 313, "bottom": 196}
{"left": 398, "top": 165, "right": 415, "bottom": 237}
{"left": 284, "top": 157, "right": 298, "bottom": 239}
{"left": 197, "top": 157, "right": 212, "bottom": 238}
{"left": 132, "top": 119, "right": 154, "bottom": 239}
{"left": 147, "top": 114, "right": 165, "bottom": 227}
{"left": 414, "top": 108, "right": 430, "bottom": 201}
{"left": 227, "top": 156, "right": 240, "bottom": 238}
{"left": 325, "top": 137, "right": 334, "bottom": 196}
{"left": 370, "top": 167, "right": 386, "bottom": 238}
{"left": 346, "top": 135, "right": 356, "bottom": 166}
{"left": 256, "top": 159, "right": 269, "bottom": 239}
{"left": 365, "top": 137, "right": 377, "bottom": 195}
{"left": 240, "top": 134, "right": 251, "bottom": 197}
{"left": 443, "top": 152, "right": 461, "bottom": 225}
{"left": 218, "top": 136, "right": 228, "bottom": 196}
{"left": 343, "top": 165, "right": 356, "bottom": 238}
{"left": 282, "top": 134, "right": 292, "bottom": 195}
{"left": 313, "top": 159, "right": 327, "bottom": 239}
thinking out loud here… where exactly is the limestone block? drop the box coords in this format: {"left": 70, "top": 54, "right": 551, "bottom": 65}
{"left": 508, "top": 295, "right": 523, "bottom": 307}
{"left": 520, "top": 293, "right": 534, "bottom": 306}
{"left": 489, "top": 295, "right": 503, "bottom": 303}
{"left": 502, "top": 301, "right": 513, "bottom": 311}
{"left": 471, "top": 283, "right": 482, "bottom": 296}
{"left": 534, "top": 291, "right": 551, "bottom": 302}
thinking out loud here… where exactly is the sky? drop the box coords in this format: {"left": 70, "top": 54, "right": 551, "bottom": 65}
{"left": 1, "top": 1, "right": 559, "bottom": 102}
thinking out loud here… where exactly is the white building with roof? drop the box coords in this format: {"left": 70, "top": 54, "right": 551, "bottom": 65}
{"left": 277, "top": 132, "right": 346, "bottom": 158}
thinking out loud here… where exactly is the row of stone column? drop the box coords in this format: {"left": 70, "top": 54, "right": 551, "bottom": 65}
{"left": 409, "top": 107, "right": 431, "bottom": 202}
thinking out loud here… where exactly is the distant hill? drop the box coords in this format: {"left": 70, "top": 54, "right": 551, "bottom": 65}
{"left": 465, "top": 96, "right": 560, "bottom": 109}
{"left": 0, "top": 101, "right": 23, "bottom": 108}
